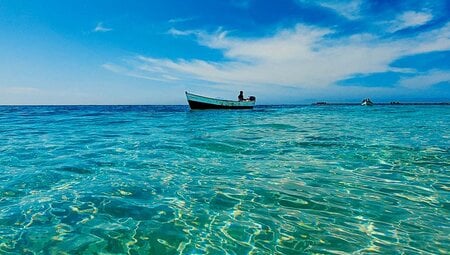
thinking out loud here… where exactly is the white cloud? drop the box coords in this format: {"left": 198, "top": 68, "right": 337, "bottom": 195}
{"left": 406, "top": 23, "right": 450, "bottom": 54}
{"left": 93, "top": 22, "right": 112, "bottom": 32}
{"left": 399, "top": 70, "right": 450, "bottom": 89}
{"left": 102, "top": 63, "right": 174, "bottom": 82}
{"left": 168, "top": 17, "right": 195, "bottom": 24}
{"left": 298, "top": 0, "right": 363, "bottom": 19}
{"left": 0, "top": 86, "right": 40, "bottom": 94}
{"left": 167, "top": 28, "right": 195, "bottom": 36}
{"left": 388, "top": 11, "right": 433, "bottom": 33}
{"left": 104, "top": 22, "right": 450, "bottom": 97}
{"left": 0, "top": 86, "right": 83, "bottom": 105}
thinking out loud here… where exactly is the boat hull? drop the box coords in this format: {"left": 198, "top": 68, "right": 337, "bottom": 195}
{"left": 186, "top": 92, "right": 255, "bottom": 109}
{"left": 361, "top": 99, "right": 373, "bottom": 106}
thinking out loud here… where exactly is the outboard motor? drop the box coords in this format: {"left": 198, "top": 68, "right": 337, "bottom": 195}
{"left": 249, "top": 96, "right": 256, "bottom": 101}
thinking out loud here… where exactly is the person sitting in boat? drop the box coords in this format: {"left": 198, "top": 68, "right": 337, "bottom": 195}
{"left": 238, "top": 91, "right": 244, "bottom": 101}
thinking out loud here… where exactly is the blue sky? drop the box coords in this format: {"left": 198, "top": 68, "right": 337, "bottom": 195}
{"left": 0, "top": 0, "right": 449, "bottom": 104}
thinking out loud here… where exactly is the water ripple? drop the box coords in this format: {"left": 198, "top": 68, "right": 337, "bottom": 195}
{"left": 0, "top": 105, "right": 449, "bottom": 254}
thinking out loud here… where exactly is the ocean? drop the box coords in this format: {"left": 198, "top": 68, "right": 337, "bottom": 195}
{"left": 0, "top": 105, "right": 449, "bottom": 254}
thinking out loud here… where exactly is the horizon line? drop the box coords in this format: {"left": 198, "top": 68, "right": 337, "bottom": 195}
{"left": 1, "top": 102, "right": 449, "bottom": 107}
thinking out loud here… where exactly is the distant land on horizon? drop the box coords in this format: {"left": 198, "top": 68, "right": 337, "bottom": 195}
{"left": 1, "top": 101, "right": 449, "bottom": 107}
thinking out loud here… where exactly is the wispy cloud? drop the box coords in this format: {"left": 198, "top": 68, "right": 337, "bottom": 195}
{"left": 0, "top": 86, "right": 41, "bottom": 94}
{"left": 102, "top": 63, "right": 179, "bottom": 82}
{"left": 105, "top": 22, "right": 450, "bottom": 93}
{"left": 93, "top": 22, "right": 112, "bottom": 32}
{"left": 297, "top": 0, "right": 363, "bottom": 19}
{"left": 399, "top": 70, "right": 450, "bottom": 89}
{"left": 168, "top": 17, "right": 195, "bottom": 24}
{"left": 388, "top": 11, "right": 433, "bottom": 32}
{"left": 167, "top": 28, "right": 196, "bottom": 36}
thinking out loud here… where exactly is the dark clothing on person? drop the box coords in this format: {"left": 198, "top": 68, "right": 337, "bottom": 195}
{"left": 238, "top": 91, "right": 244, "bottom": 101}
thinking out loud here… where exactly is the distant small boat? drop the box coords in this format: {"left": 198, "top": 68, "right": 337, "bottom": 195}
{"left": 186, "top": 91, "right": 256, "bottom": 109}
{"left": 361, "top": 98, "right": 373, "bottom": 106}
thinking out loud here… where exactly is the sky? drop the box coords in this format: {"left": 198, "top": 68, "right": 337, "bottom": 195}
{"left": 0, "top": 0, "right": 449, "bottom": 105}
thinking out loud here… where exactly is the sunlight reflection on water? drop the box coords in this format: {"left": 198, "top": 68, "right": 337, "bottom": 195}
{"left": 0, "top": 105, "right": 449, "bottom": 254}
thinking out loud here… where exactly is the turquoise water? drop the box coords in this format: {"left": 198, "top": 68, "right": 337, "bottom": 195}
{"left": 0, "top": 105, "right": 449, "bottom": 254}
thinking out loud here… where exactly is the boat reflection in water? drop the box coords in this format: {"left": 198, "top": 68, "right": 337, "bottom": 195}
{"left": 186, "top": 91, "right": 256, "bottom": 110}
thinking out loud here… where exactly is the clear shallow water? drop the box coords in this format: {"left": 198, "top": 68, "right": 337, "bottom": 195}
{"left": 0, "top": 105, "right": 449, "bottom": 254}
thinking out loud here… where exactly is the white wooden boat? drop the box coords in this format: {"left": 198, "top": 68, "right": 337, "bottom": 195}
{"left": 186, "top": 91, "right": 256, "bottom": 109}
{"left": 361, "top": 98, "right": 373, "bottom": 106}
